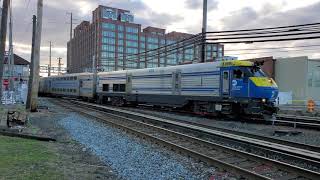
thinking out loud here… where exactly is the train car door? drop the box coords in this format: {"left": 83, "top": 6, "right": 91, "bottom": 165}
{"left": 172, "top": 71, "right": 181, "bottom": 95}
{"left": 126, "top": 74, "right": 132, "bottom": 94}
{"left": 221, "top": 70, "right": 230, "bottom": 96}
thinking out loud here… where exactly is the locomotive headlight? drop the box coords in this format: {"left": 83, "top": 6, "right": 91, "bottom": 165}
{"left": 262, "top": 99, "right": 266, "bottom": 103}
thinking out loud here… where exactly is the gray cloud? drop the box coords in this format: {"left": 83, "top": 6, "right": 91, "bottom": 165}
{"left": 185, "top": 0, "right": 218, "bottom": 11}
{"left": 219, "top": 2, "right": 320, "bottom": 59}
{"left": 220, "top": 2, "right": 320, "bottom": 30}
{"left": 11, "top": 0, "right": 320, "bottom": 66}
{"left": 11, "top": 0, "right": 182, "bottom": 66}
{"left": 136, "top": 13, "right": 184, "bottom": 29}
{"left": 219, "top": 7, "right": 259, "bottom": 30}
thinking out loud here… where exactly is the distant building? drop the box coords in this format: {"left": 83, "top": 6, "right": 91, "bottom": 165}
{"left": 67, "top": 5, "right": 224, "bottom": 73}
{"left": 0, "top": 53, "right": 29, "bottom": 94}
{"left": 275, "top": 56, "right": 320, "bottom": 104}
{"left": 249, "top": 56, "right": 320, "bottom": 104}
{"left": 3, "top": 53, "right": 30, "bottom": 82}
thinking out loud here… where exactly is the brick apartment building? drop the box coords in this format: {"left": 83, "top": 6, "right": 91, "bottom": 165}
{"left": 67, "top": 5, "right": 224, "bottom": 73}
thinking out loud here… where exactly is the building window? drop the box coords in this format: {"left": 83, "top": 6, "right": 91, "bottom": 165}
{"left": 101, "top": 52, "right": 115, "bottom": 58}
{"left": 147, "top": 37, "right": 158, "bottom": 44}
{"left": 102, "top": 31, "right": 115, "bottom": 37}
{"left": 102, "top": 45, "right": 115, "bottom": 52}
{"left": 126, "top": 27, "right": 138, "bottom": 34}
{"left": 160, "top": 39, "right": 165, "bottom": 45}
{"left": 212, "top": 45, "right": 217, "bottom": 51}
{"left": 140, "top": 48, "right": 146, "bottom": 53}
{"left": 147, "top": 44, "right": 158, "bottom": 50}
{"left": 118, "top": 46, "right": 124, "bottom": 53}
{"left": 126, "top": 41, "right": 138, "bottom": 47}
{"left": 140, "top": 36, "right": 145, "bottom": 41}
{"left": 212, "top": 52, "right": 217, "bottom": 57}
{"left": 120, "top": 13, "right": 134, "bottom": 23}
{"left": 126, "top": 48, "right": 138, "bottom": 54}
{"left": 118, "top": 33, "right": 124, "bottom": 39}
{"left": 118, "top": 39, "right": 124, "bottom": 46}
{"left": 140, "top": 43, "right": 145, "bottom": 49}
{"left": 102, "top": 8, "right": 117, "bottom": 20}
{"left": 118, "top": 25, "right": 124, "bottom": 32}
{"left": 126, "top": 34, "right": 138, "bottom": 41}
{"left": 102, "top": 23, "right": 116, "bottom": 31}
{"left": 166, "top": 40, "right": 176, "bottom": 45}
{"left": 102, "top": 37, "right": 115, "bottom": 45}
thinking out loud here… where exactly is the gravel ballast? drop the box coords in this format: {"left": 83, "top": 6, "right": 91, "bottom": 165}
{"left": 124, "top": 107, "right": 320, "bottom": 146}
{"left": 58, "top": 113, "right": 221, "bottom": 180}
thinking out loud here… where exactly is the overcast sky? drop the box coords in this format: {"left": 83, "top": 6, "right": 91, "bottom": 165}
{"left": 8, "top": 0, "right": 320, "bottom": 67}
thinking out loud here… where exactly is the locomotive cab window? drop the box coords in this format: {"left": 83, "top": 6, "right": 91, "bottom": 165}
{"left": 247, "top": 67, "right": 266, "bottom": 77}
{"left": 233, "top": 69, "right": 243, "bottom": 79}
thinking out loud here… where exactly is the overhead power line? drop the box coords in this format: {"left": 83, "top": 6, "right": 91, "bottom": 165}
{"left": 224, "top": 44, "right": 320, "bottom": 52}
{"left": 226, "top": 48, "right": 320, "bottom": 56}
{"left": 206, "top": 22, "right": 320, "bottom": 34}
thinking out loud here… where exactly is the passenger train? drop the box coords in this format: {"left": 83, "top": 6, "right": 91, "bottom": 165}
{"left": 39, "top": 60, "right": 279, "bottom": 119}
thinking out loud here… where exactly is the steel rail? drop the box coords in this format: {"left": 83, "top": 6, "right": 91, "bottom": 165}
{"left": 55, "top": 99, "right": 320, "bottom": 179}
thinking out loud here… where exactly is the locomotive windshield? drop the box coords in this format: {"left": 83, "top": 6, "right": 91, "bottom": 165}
{"left": 241, "top": 67, "right": 266, "bottom": 77}
{"left": 249, "top": 67, "right": 266, "bottom": 77}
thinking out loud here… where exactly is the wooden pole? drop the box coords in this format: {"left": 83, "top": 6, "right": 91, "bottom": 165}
{"left": 0, "top": 0, "right": 10, "bottom": 96}
{"left": 26, "top": 15, "right": 37, "bottom": 109}
{"left": 200, "top": 0, "right": 207, "bottom": 63}
{"left": 30, "top": 0, "right": 43, "bottom": 112}
{"left": 92, "top": 55, "right": 97, "bottom": 99}
{"left": 57, "top": 57, "right": 62, "bottom": 75}
{"left": 48, "top": 41, "right": 52, "bottom": 76}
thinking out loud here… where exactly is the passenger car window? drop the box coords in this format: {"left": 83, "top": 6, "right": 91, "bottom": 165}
{"left": 103, "top": 84, "right": 109, "bottom": 91}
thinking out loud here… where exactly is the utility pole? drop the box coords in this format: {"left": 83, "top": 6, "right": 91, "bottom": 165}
{"left": 57, "top": 57, "right": 63, "bottom": 75}
{"left": 200, "top": 0, "right": 207, "bottom": 63}
{"left": 30, "top": 0, "right": 43, "bottom": 112}
{"left": 26, "top": 15, "right": 36, "bottom": 109}
{"left": 48, "top": 41, "right": 52, "bottom": 76}
{"left": 8, "top": 0, "right": 14, "bottom": 91}
{"left": 92, "top": 55, "right": 97, "bottom": 99}
{"left": 0, "top": 0, "right": 10, "bottom": 96}
{"left": 67, "top": 12, "right": 74, "bottom": 73}
{"left": 69, "top": 13, "right": 73, "bottom": 40}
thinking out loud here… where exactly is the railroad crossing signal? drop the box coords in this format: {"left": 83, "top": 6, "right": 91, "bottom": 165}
{"left": 307, "top": 99, "right": 315, "bottom": 113}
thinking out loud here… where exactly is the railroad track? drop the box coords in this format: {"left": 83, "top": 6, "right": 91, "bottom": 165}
{"left": 118, "top": 105, "right": 320, "bottom": 154}
{"left": 275, "top": 114, "right": 320, "bottom": 129}
{"left": 53, "top": 99, "right": 320, "bottom": 180}
{"left": 125, "top": 104, "right": 320, "bottom": 130}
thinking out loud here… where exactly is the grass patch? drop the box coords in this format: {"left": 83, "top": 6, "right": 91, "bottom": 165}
{"left": 0, "top": 135, "right": 64, "bottom": 180}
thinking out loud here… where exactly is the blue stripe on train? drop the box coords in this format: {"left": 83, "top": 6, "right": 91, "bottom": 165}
{"left": 98, "top": 71, "right": 220, "bottom": 80}
{"left": 132, "top": 87, "right": 219, "bottom": 92}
